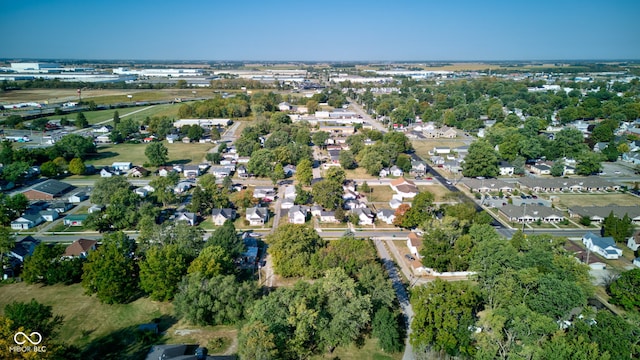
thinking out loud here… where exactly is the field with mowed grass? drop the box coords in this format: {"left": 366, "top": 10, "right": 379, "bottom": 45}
{"left": 0, "top": 88, "right": 218, "bottom": 105}
{"left": 411, "top": 139, "right": 469, "bottom": 159}
{"left": 553, "top": 193, "right": 640, "bottom": 208}
{"left": 87, "top": 141, "right": 213, "bottom": 167}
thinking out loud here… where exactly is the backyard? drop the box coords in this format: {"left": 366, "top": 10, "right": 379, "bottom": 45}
{"left": 553, "top": 193, "right": 640, "bottom": 208}
{"left": 87, "top": 141, "right": 213, "bottom": 167}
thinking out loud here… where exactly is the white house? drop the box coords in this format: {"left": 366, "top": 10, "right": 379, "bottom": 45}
{"left": 69, "top": 191, "right": 88, "bottom": 203}
{"left": 582, "top": 232, "right": 623, "bottom": 260}
{"left": 353, "top": 208, "right": 375, "bottom": 225}
{"left": 319, "top": 210, "right": 338, "bottom": 223}
{"left": 377, "top": 209, "right": 396, "bottom": 225}
{"left": 389, "top": 198, "right": 403, "bottom": 209}
{"left": 175, "top": 212, "right": 197, "bottom": 226}
{"left": 100, "top": 168, "right": 115, "bottom": 177}
{"left": 211, "top": 208, "right": 236, "bottom": 226}
{"left": 627, "top": 233, "right": 640, "bottom": 251}
{"left": 111, "top": 162, "right": 133, "bottom": 171}
{"left": 407, "top": 232, "right": 422, "bottom": 257}
{"left": 246, "top": 207, "right": 269, "bottom": 226}
{"left": 499, "top": 161, "right": 514, "bottom": 176}
{"left": 253, "top": 187, "right": 276, "bottom": 201}
{"left": 284, "top": 185, "right": 297, "bottom": 200}
{"left": 288, "top": 205, "right": 308, "bottom": 224}
{"left": 11, "top": 214, "right": 44, "bottom": 230}
{"left": 39, "top": 210, "right": 59, "bottom": 222}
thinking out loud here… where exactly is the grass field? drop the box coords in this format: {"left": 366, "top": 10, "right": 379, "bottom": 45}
{"left": 310, "top": 338, "right": 401, "bottom": 360}
{"left": 553, "top": 193, "right": 640, "bottom": 208}
{"left": 411, "top": 139, "right": 468, "bottom": 160}
{"left": 0, "top": 89, "right": 215, "bottom": 105}
{"left": 418, "top": 184, "right": 454, "bottom": 202}
{"left": 87, "top": 141, "right": 213, "bottom": 167}
{"left": 34, "top": 103, "right": 183, "bottom": 126}
{"left": 364, "top": 185, "right": 395, "bottom": 202}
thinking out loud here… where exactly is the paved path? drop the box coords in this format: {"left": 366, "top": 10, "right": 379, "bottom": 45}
{"left": 347, "top": 97, "right": 387, "bottom": 133}
{"left": 373, "top": 238, "right": 415, "bottom": 360}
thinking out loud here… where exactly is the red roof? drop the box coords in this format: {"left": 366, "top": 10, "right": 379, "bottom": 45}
{"left": 64, "top": 239, "right": 98, "bottom": 257}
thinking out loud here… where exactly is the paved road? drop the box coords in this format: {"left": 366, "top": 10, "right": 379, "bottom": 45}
{"left": 347, "top": 97, "right": 387, "bottom": 133}
{"left": 373, "top": 238, "right": 415, "bottom": 360}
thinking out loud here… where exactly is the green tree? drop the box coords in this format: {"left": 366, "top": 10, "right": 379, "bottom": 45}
{"left": 271, "top": 163, "right": 285, "bottom": 185}
{"left": 4, "top": 299, "right": 64, "bottom": 339}
{"left": 186, "top": 124, "right": 204, "bottom": 141}
{"left": 462, "top": 141, "right": 499, "bottom": 178}
{"left": 360, "top": 181, "right": 370, "bottom": 194}
{"left": 188, "top": 245, "right": 234, "bottom": 277}
{"left": 1, "top": 161, "right": 29, "bottom": 183}
{"left": 247, "top": 149, "right": 275, "bottom": 177}
{"left": 174, "top": 272, "right": 258, "bottom": 326}
{"left": 576, "top": 151, "right": 603, "bottom": 175}
{"left": 296, "top": 158, "right": 313, "bottom": 185}
{"left": 358, "top": 147, "right": 384, "bottom": 175}
{"left": 311, "top": 179, "right": 343, "bottom": 210}
{"left": 76, "top": 112, "right": 88, "bottom": 128}
{"left": 40, "top": 161, "right": 59, "bottom": 177}
{"left": 266, "top": 224, "right": 325, "bottom": 277}
{"left": 113, "top": 110, "right": 120, "bottom": 125}
{"left": 91, "top": 176, "right": 130, "bottom": 205}
{"left": 144, "top": 141, "right": 169, "bottom": 167}
{"left": 208, "top": 220, "right": 244, "bottom": 258}
{"left": 51, "top": 134, "right": 97, "bottom": 160}
{"left": 149, "top": 172, "right": 179, "bottom": 207}
{"left": 0, "top": 226, "right": 15, "bottom": 273}
{"left": 608, "top": 268, "right": 640, "bottom": 310}
{"left": 411, "top": 279, "right": 482, "bottom": 357}
{"left": 238, "top": 321, "right": 279, "bottom": 360}
{"left": 372, "top": 307, "right": 403, "bottom": 353}
{"left": 139, "top": 244, "right": 190, "bottom": 301}
{"left": 339, "top": 150, "right": 357, "bottom": 169}
{"left": 21, "top": 243, "right": 64, "bottom": 284}
{"left": 82, "top": 232, "right": 139, "bottom": 304}
{"left": 550, "top": 160, "right": 565, "bottom": 177}
{"left": 68, "top": 157, "right": 85, "bottom": 175}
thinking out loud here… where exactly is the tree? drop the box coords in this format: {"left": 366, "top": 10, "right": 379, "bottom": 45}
{"left": 68, "top": 158, "right": 85, "bottom": 175}
{"left": 360, "top": 181, "right": 370, "bottom": 194}
{"left": 576, "top": 151, "right": 603, "bottom": 175}
{"left": 247, "top": 149, "right": 275, "bottom": 177}
{"left": 373, "top": 307, "right": 403, "bottom": 353}
{"left": 144, "top": 141, "right": 169, "bottom": 167}
{"left": 112, "top": 110, "right": 120, "bottom": 125}
{"left": 82, "top": 232, "right": 139, "bottom": 304}
{"left": 186, "top": 125, "right": 204, "bottom": 141}
{"left": 311, "top": 179, "right": 343, "bottom": 210}
{"left": 4, "top": 299, "right": 63, "bottom": 339}
{"left": 608, "top": 268, "right": 640, "bottom": 310}
{"left": 296, "top": 158, "right": 313, "bottom": 185}
{"left": 271, "top": 163, "right": 285, "bottom": 185}
{"left": 550, "top": 160, "right": 564, "bottom": 177}
{"left": 139, "top": 244, "right": 189, "bottom": 301}
{"left": 551, "top": 128, "right": 587, "bottom": 159}
{"left": 339, "top": 150, "right": 357, "bottom": 169}
{"left": 149, "top": 173, "right": 179, "bottom": 207}
{"left": 208, "top": 220, "right": 244, "bottom": 258}
{"left": 188, "top": 245, "right": 234, "bottom": 278}
{"left": 266, "top": 224, "right": 325, "bottom": 277}
{"left": 238, "top": 321, "right": 279, "bottom": 360}
{"left": 1, "top": 161, "right": 29, "bottom": 183}
{"left": 462, "top": 141, "right": 498, "bottom": 178}
{"left": 358, "top": 147, "right": 384, "bottom": 175}
{"left": 411, "top": 279, "right": 481, "bottom": 357}
{"left": 51, "top": 134, "right": 97, "bottom": 160}
{"left": 21, "top": 243, "right": 64, "bottom": 284}
{"left": 76, "top": 112, "right": 88, "bottom": 128}
{"left": 91, "top": 176, "right": 130, "bottom": 205}
{"left": 312, "top": 131, "right": 330, "bottom": 147}
{"left": 0, "top": 226, "right": 15, "bottom": 275}
{"left": 174, "top": 272, "right": 258, "bottom": 326}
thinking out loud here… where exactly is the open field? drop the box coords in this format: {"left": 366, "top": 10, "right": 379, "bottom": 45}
{"left": 411, "top": 139, "right": 468, "bottom": 159}
{"left": 419, "top": 184, "right": 454, "bottom": 202}
{"left": 364, "top": 185, "right": 395, "bottom": 202}
{"left": 0, "top": 89, "right": 216, "bottom": 105}
{"left": 310, "top": 338, "right": 401, "bottom": 360}
{"left": 34, "top": 103, "right": 183, "bottom": 125}
{"left": 87, "top": 141, "right": 213, "bottom": 167}
{"left": 553, "top": 193, "right": 640, "bottom": 208}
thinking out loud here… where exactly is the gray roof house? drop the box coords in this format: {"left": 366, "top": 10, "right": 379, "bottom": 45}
{"left": 582, "top": 232, "right": 623, "bottom": 260}
{"left": 211, "top": 208, "right": 236, "bottom": 226}
{"left": 11, "top": 213, "right": 45, "bottom": 230}
{"left": 246, "top": 207, "right": 269, "bottom": 226}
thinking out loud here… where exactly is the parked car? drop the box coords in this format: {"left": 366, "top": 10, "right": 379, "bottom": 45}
{"left": 405, "top": 254, "right": 415, "bottom": 261}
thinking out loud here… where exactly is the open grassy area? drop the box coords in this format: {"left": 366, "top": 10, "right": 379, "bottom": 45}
{"left": 411, "top": 139, "right": 468, "bottom": 160}
{"left": 310, "top": 338, "right": 402, "bottom": 360}
{"left": 553, "top": 193, "right": 640, "bottom": 208}
{"left": 0, "top": 283, "right": 174, "bottom": 349}
{"left": 418, "top": 184, "right": 454, "bottom": 202}
{"left": 87, "top": 141, "right": 213, "bottom": 167}
{"left": 0, "top": 89, "right": 215, "bottom": 105}
{"left": 364, "top": 185, "right": 395, "bottom": 202}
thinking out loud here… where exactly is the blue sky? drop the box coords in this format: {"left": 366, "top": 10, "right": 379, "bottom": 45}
{"left": 1, "top": 0, "right": 638, "bottom": 61}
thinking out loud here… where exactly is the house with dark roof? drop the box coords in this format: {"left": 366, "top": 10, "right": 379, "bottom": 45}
{"left": 211, "top": 208, "right": 236, "bottom": 226}
{"left": 582, "top": 232, "right": 622, "bottom": 260}
{"left": 246, "top": 207, "right": 269, "bottom": 226}
{"left": 175, "top": 212, "right": 198, "bottom": 226}
{"left": 9, "top": 236, "right": 40, "bottom": 263}
{"left": 63, "top": 214, "right": 88, "bottom": 226}
{"left": 11, "top": 213, "right": 44, "bottom": 230}
{"left": 64, "top": 239, "right": 98, "bottom": 258}
{"left": 499, "top": 204, "right": 564, "bottom": 223}
{"left": 21, "top": 180, "right": 75, "bottom": 200}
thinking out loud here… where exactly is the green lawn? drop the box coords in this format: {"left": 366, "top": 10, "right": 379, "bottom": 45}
{"left": 87, "top": 141, "right": 213, "bottom": 167}
{"left": 310, "top": 336, "right": 402, "bottom": 360}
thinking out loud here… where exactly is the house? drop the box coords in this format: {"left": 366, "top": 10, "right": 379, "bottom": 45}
{"left": 499, "top": 204, "right": 564, "bottom": 223}
{"left": 253, "top": 187, "right": 276, "bottom": 201}
{"left": 39, "top": 210, "right": 59, "bottom": 222}
{"left": 100, "top": 168, "right": 115, "bottom": 177}
{"left": 64, "top": 239, "right": 98, "bottom": 258}
{"left": 50, "top": 201, "right": 73, "bottom": 213}
{"left": 95, "top": 134, "right": 111, "bottom": 143}
{"left": 440, "top": 126, "right": 457, "bottom": 138}
{"left": 8, "top": 236, "right": 40, "bottom": 264}
{"left": 11, "top": 213, "right": 44, "bottom": 230}
{"left": 390, "top": 178, "right": 419, "bottom": 198}
{"left": 210, "top": 166, "right": 234, "bottom": 178}
{"left": 352, "top": 208, "right": 375, "bottom": 225}
{"left": 111, "top": 162, "right": 133, "bottom": 171}
{"left": 283, "top": 164, "right": 297, "bottom": 177}
{"left": 319, "top": 210, "right": 339, "bottom": 223}
{"left": 63, "top": 214, "right": 88, "bottom": 227}
{"left": 628, "top": 233, "right": 640, "bottom": 251}
{"left": 93, "top": 125, "right": 113, "bottom": 133}
{"left": 407, "top": 232, "right": 423, "bottom": 257}
{"left": 377, "top": 209, "right": 396, "bottom": 225}
{"left": 499, "top": 161, "right": 514, "bottom": 176}
{"left": 246, "top": 207, "right": 269, "bottom": 226}
{"left": 432, "top": 147, "right": 451, "bottom": 155}
{"left": 128, "top": 166, "right": 149, "bottom": 178}
{"left": 21, "top": 179, "right": 75, "bottom": 201}
{"left": 460, "top": 178, "right": 513, "bottom": 193}
{"left": 569, "top": 205, "right": 640, "bottom": 224}
{"left": 88, "top": 204, "right": 104, "bottom": 213}
{"left": 288, "top": 205, "right": 308, "bottom": 224}
{"left": 388, "top": 165, "right": 403, "bottom": 177}
{"left": 281, "top": 198, "right": 295, "bottom": 210}
{"left": 344, "top": 199, "right": 367, "bottom": 210}
{"left": 237, "top": 165, "right": 248, "bottom": 178}
{"left": 157, "top": 166, "right": 175, "bottom": 177}
{"left": 343, "top": 190, "right": 357, "bottom": 201}
{"left": 530, "top": 163, "right": 552, "bottom": 175}
{"left": 134, "top": 187, "right": 149, "bottom": 197}
{"left": 284, "top": 185, "right": 297, "bottom": 200}
{"left": 389, "top": 198, "right": 403, "bottom": 209}
{"left": 211, "top": 208, "right": 236, "bottom": 226}
{"left": 174, "top": 181, "right": 194, "bottom": 194}
{"left": 183, "top": 165, "right": 201, "bottom": 178}
{"left": 68, "top": 191, "right": 88, "bottom": 203}
{"left": 175, "top": 212, "right": 198, "bottom": 226}
{"left": 582, "top": 232, "right": 623, "bottom": 260}
{"left": 278, "top": 102, "right": 293, "bottom": 111}
{"left": 411, "top": 160, "right": 427, "bottom": 174}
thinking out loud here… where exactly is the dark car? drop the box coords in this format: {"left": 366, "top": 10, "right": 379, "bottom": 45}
{"left": 405, "top": 254, "right": 416, "bottom": 261}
